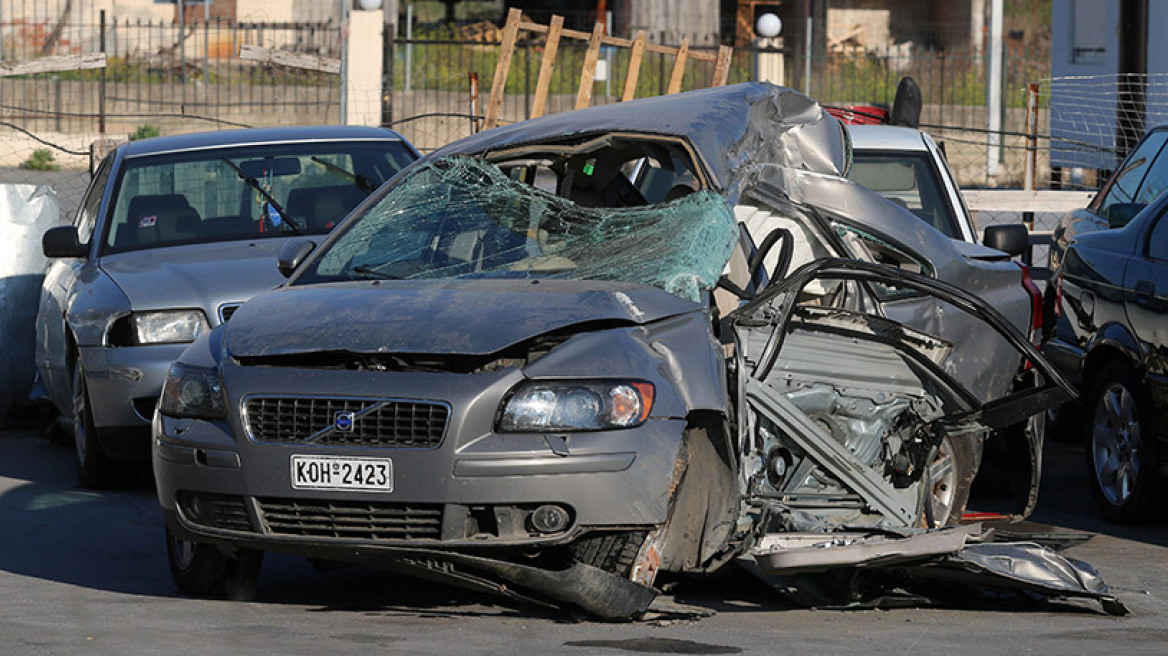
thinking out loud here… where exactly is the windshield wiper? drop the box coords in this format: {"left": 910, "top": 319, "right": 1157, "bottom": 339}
{"left": 351, "top": 265, "right": 402, "bottom": 280}
{"left": 221, "top": 157, "right": 302, "bottom": 235}
{"left": 311, "top": 157, "right": 378, "bottom": 194}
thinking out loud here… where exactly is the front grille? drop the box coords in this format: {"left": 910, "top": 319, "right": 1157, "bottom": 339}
{"left": 256, "top": 498, "right": 443, "bottom": 540}
{"left": 244, "top": 397, "right": 449, "bottom": 448}
{"left": 178, "top": 492, "right": 254, "bottom": 532}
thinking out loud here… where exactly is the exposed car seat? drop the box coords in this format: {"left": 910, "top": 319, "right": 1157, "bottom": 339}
{"left": 285, "top": 185, "right": 367, "bottom": 232}
{"left": 714, "top": 224, "right": 757, "bottom": 319}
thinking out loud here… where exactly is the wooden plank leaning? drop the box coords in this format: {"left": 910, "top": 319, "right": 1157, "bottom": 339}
{"left": 484, "top": 8, "right": 523, "bottom": 130}
{"left": 712, "top": 46, "right": 733, "bottom": 87}
{"left": 238, "top": 45, "right": 339, "bottom": 74}
{"left": 621, "top": 30, "right": 648, "bottom": 102}
{"left": 0, "top": 53, "right": 106, "bottom": 77}
{"left": 666, "top": 37, "right": 691, "bottom": 95}
{"left": 575, "top": 22, "right": 607, "bottom": 110}
{"left": 530, "top": 15, "right": 564, "bottom": 120}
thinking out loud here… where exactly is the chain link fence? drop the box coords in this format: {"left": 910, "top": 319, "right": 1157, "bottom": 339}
{"left": 1, "top": 8, "right": 341, "bottom": 143}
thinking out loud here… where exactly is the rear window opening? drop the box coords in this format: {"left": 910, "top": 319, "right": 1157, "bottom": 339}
{"left": 486, "top": 133, "right": 708, "bottom": 209}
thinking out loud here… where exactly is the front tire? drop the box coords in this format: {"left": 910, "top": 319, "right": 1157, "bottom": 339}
{"left": 1087, "top": 361, "right": 1164, "bottom": 523}
{"left": 166, "top": 526, "right": 264, "bottom": 600}
{"left": 72, "top": 360, "right": 127, "bottom": 488}
{"left": 924, "top": 434, "right": 975, "bottom": 527}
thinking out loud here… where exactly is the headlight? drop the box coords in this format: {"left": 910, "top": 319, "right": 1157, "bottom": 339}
{"left": 159, "top": 362, "right": 226, "bottom": 419}
{"left": 498, "top": 380, "right": 655, "bottom": 432}
{"left": 131, "top": 310, "right": 209, "bottom": 344}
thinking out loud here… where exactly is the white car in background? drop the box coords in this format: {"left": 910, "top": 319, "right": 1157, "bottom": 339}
{"left": 848, "top": 124, "right": 978, "bottom": 243}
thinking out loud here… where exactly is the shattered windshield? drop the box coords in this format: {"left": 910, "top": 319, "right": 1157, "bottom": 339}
{"left": 299, "top": 157, "right": 739, "bottom": 302}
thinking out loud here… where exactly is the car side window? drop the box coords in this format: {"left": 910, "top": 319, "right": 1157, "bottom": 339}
{"left": 1148, "top": 213, "right": 1168, "bottom": 262}
{"left": 76, "top": 155, "right": 113, "bottom": 244}
{"left": 1134, "top": 142, "right": 1168, "bottom": 206}
{"left": 1100, "top": 130, "right": 1168, "bottom": 212}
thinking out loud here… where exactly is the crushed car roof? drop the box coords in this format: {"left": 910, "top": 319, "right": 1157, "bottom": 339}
{"left": 429, "top": 82, "right": 851, "bottom": 190}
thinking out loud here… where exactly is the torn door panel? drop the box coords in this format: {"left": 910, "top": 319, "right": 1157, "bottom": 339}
{"left": 732, "top": 258, "right": 1075, "bottom": 539}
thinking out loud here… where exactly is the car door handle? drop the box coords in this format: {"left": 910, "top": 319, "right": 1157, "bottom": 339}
{"left": 1134, "top": 280, "right": 1155, "bottom": 306}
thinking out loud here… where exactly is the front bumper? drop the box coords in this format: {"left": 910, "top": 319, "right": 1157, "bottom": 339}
{"left": 152, "top": 365, "right": 688, "bottom": 556}
{"left": 81, "top": 343, "right": 187, "bottom": 426}
{"left": 80, "top": 343, "right": 187, "bottom": 459}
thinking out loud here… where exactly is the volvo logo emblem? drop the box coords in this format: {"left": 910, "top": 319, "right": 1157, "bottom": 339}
{"left": 334, "top": 411, "right": 356, "bottom": 432}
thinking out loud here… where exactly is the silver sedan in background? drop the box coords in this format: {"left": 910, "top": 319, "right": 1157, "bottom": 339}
{"left": 34, "top": 126, "right": 418, "bottom": 487}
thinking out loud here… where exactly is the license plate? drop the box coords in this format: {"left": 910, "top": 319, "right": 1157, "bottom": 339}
{"left": 290, "top": 455, "right": 393, "bottom": 492}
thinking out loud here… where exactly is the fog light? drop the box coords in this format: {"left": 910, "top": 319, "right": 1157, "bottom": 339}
{"left": 530, "top": 504, "right": 570, "bottom": 533}
{"left": 178, "top": 491, "right": 204, "bottom": 521}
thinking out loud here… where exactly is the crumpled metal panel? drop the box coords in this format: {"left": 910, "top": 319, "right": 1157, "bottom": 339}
{"left": 749, "top": 526, "right": 1127, "bottom": 615}
{"left": 939, "top": 541, "right": 1117, "bottom": 600}
{"left": 429, "top": 83, "right": 849, "bottom": 193}
{"left": 0, "top": 184, "right": 58, "bottom": 409}
{"left": 752, "top": 525, "right": 983, "bottom": 574}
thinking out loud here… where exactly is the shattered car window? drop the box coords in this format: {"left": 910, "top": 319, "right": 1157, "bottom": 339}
{"left": 301, "top": 157, "right": 739, "bottom": 303}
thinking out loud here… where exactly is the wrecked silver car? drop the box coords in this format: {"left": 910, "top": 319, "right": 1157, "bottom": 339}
{"left": 152, "top": 84, "right": 1078, "bottom": 618}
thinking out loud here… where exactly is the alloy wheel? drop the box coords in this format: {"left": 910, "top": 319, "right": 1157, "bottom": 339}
{"left": 1091, "top": 381, "right": 1142, "bottom": 506}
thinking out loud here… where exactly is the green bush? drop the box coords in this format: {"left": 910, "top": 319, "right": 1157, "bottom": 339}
{"left": 130, "top": 124, "right": 161, "bottom": 141}
{"left": 19, "top": 149, "right": 60, "bottom": 172}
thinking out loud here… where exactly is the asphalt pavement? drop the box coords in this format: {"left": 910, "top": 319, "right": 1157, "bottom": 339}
{"left": 1, "top": 420, "right": 1166, "bottom": 656}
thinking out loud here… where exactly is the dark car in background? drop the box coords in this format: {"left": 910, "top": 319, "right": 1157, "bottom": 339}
{"left": 1044, "top": 191, "right": 1168, "bottom": 523}
{"left": 34, "top": 126, "right": 418, "bottom": 488}
{"left": 1050, "top": 122, "right": 1168, "bottom": 273}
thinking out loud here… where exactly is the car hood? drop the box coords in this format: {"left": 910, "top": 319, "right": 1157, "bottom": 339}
{"left": 224, "top": 279, "right": 701, "bottom": 358}
{"left": 100, "top": 240, "right": 289, "bottom": 314}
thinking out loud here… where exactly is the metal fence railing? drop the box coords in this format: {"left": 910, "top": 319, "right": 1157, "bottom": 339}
{"left": 1, "top": 12, "right": 341, "bottom": 140}
{"left": 5, "top": 9, "right": 1142, "bottom": 197}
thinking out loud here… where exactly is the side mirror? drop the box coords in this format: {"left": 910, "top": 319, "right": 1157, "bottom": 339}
{"left": 276, "top": 238, "right": 316, "bottom": 277}
{"left": 1105, "top": 202, "right": 1144, "bottom": 228}
{"left": 42, "top": 226, "right": 87, "bottom": 258}
{"left": 982, "top": 224, "right": 1030, "bottom": 257}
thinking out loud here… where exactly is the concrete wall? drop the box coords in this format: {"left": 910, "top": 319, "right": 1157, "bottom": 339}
{"left": 237, "top": 0, "right": 295, "bottom": 22}
{"left": 344, "top": 7, "right": 383, "bottom": 126}
{"left": 626, "top": 0, "right": 720, "bottom": 44}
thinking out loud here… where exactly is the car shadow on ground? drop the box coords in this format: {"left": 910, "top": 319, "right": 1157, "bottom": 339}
{"left": 1028, "top": 439, "right": 1168, "bottom": 549}
{"left": 0, "top": 430, "right": 167, "bottom": 597}
{"left": 0, "top": 428, "right": 1159, "bottom": 621}
{"left": 0, "top": 431, "right": 630, "bottom": 620}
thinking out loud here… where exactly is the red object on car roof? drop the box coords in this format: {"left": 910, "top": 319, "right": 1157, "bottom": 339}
{"left": 825, "top": 104, "right": 890, "bottom": 125}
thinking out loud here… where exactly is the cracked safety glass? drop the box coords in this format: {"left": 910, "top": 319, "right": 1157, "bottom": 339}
{"left": 302, "top": 157, "right": 740, "bottom": 303}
